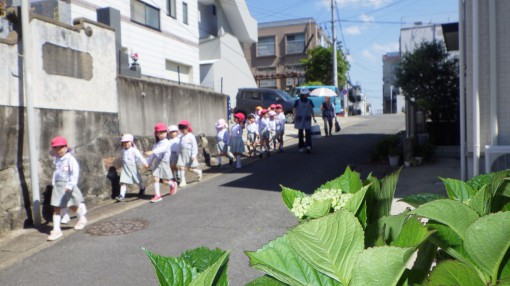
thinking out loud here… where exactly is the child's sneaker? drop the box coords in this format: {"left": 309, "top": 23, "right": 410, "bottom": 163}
{"left": 61, "top": 214, "right": 71, "bottom": 224}
{"left": 115, "top": 195, "right": 125, "bottom": 202}
{"left": 47, "top": 230, "right": 63, "bottom": 241}
{"left": 179, "top": 181, "right": 187, "bottom": 188}
{"left": 74, "top": 217, "right": 87, "bottom": 230}
{"left": 138, "top": 188, "right": 146, "bottom": 197}
{"left": 150, "top": 195, "right": 162, "bottom": 203}
{"left": 170, "top": 182, "right": 177, "bottom": 195}
{"left": 197, "top": 170, "right": 203, "bottom": 181}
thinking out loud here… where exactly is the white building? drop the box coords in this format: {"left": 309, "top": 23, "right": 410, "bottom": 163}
{"left": 198, "top": 0, "right": 257, "bottom": 107}
{"left": 20, "top": 0, "right": 256, "bottom": 98}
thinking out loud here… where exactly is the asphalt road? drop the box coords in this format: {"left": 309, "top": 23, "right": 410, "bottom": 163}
{"left": 0, "top": 114, "right": 405, "bottom": 286}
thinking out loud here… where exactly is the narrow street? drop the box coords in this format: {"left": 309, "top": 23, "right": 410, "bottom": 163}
{"left": 0, "top": 114, "right": 405, "bottom": 285}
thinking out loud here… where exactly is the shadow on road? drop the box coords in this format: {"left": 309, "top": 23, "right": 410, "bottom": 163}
{"left": 217, "top": 133, "right": 394, "bottom": 194}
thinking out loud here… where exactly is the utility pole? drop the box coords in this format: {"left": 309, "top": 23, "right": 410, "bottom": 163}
{"left": 331, "top": 0, "right": 338, "bottom": 88}
{"left": 21, "top": 0, "right": 41, "bottom": 225}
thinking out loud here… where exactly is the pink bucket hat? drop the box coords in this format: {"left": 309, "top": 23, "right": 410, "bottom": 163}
{"left": 215, "top": 119, "right": 227, "bottom": 129}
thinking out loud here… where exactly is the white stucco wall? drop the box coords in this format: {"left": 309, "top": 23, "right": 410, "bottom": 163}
{"left": 465, "top": 0, "right": 510, "bottom": 149}
{"left": 29, "top": 18, "right": 118, "bottom": 112}
{"left": 68, "top": 0, "right": 200, "bottom": 84}
{"left": 201, "top": 33, "right": 256, "bottom": 107}
{"left": 0, "top": 38, "right": 19, "bottom": 107}
{"left": 400, "top": 24, "right": 444, "bottom": 54}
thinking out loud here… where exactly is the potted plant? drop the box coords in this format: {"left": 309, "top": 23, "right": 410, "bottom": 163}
{"left": 388, "top": 146, "right": 400, "bottom": 166}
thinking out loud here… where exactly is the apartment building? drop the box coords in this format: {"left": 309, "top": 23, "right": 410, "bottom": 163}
{"left": 243, "top": 18, "right": 332, "bottom": 91}
{"left": 382, "top": 51, "right": 400, "bottom": 114}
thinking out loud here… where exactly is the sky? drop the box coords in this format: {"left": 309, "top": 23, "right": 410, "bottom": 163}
{"left": 245, "top": 0, "right": 459, "bottom": 113}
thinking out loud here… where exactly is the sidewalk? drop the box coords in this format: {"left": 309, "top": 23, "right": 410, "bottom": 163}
{"left": 0, "top": 115, "right": 460, "bottom": 272}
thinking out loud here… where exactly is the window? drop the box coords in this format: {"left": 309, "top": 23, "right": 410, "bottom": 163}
{"left": 183, "top": 2, "right": 188, "bottom": 25}
{"left": 166, "top": 60, "right": 192, "bottom": 83}
{"left": 167, "top": 0, "right": 176, "bottom": 18}
{"left": 257, "top": 36, "right": 275, "bottom": 57}
{"left": 262, "top": 91, "right": 277, "bottom": 101}
{"left": 259, "top": 79, "right": 276, "bottom": 88}
{"left": 286, "top": 33, "right": 305, "bottom": 54}
{"left": 131, "top": 0, "right": 160, "bottom": 30}
{"left": 248, "top": 91, "right": 260, "bottom": 100}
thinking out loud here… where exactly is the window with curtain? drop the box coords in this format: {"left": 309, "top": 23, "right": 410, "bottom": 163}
{"left": 257, "top": 36, "right": 275, "bottom": 57}
{"left": 286, "top": 33, "right": 305, "bottom": 54}
{"left": 131, "top": 0, "right": 160, "bottom": 30}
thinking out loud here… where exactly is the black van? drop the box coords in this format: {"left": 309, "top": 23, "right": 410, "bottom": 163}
{"left": 234, "top": 88, "right": 295, "bottom": 123}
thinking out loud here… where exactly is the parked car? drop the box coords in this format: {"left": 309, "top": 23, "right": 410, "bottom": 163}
{"left": 289, "top": 85, "right": 344, "bottom": 116}
{"left": 234, "top": 88, "right": 295, "bottom": 123}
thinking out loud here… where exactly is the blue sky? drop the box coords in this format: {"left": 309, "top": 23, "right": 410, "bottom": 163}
{"left": 245, "top": 0, "right": 459, "bottom": 112}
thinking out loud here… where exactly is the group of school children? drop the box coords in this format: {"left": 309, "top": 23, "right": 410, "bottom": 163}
{"left": 46, "top": 120, "right": 201, "bottom": 241}
{"left": 216, "top": 104, "right": 286, "bottom": 169}
{"left": 46, "top": 108, "right": 290, "bottom": 241}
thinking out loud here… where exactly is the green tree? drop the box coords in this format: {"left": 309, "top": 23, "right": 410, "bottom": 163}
{"left": 396, "top": 41, "right": 459, "bottom": 122}
{"left": 300, "top": 46, "right": 349, "bottom": 87}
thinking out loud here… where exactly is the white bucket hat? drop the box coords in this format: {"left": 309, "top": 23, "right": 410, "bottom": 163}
{"left": 168, "top": 125, "right": 179, "bottom": 133}
{"left": 121, "top": 134, "right": 134, "bottom": 142}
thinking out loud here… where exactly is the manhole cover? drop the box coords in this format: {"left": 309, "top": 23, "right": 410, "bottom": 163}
{"left": 87, "top": 218, "right": 149, "bottom": 236}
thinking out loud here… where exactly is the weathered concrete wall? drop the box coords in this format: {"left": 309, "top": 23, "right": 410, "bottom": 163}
{"left": 118, "top": 76, "right": 228, "bottom": 137}
{"left": 0, "top": 106, "right": 119, "bottom": 234}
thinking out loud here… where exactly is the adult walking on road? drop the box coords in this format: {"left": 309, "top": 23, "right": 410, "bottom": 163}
{"left": 293, "top": 88, "right": 316, "bottom": 154}
{"left": 321, "top": 97, "right": 335, "bottom": 136}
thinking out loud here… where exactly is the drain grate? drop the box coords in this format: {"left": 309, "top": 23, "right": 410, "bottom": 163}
{"left": 86, "top": 218, "right": 149, "bottom": 236}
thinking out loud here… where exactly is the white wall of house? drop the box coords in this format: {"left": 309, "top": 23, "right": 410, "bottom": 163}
{"left": 0, "top": 39, "right": 19, "bottom": 107}
{"left": 400, "top": 24, "right": 444, "bottom": 54}
{"left": 67, "top": 0, "right": 200, "bottom": 84}
{"left": 464, "top": 0, "right": 510, "bottom": 175}
{"left": 199, "top": 33, "right": 256, "bottom": 107}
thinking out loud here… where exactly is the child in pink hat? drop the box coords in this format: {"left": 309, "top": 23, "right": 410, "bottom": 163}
{"left": 176, "top": 120, "right": 202, "bottom": 187}
{"left": 47, "top": 136, "right": 88, "bottom": 241}
{"left": 144, "top": 123, "right": 177, "bottom": 203}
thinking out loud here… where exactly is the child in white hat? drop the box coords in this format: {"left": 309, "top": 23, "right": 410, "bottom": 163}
{"left": 215, "top": 118, "right": 234, "bottom": 167}
{"left": 116, "top": 134, "right": 148, "bottom": 201}
{"left": 167, "top": 125, "right": 181, "bottom": 190}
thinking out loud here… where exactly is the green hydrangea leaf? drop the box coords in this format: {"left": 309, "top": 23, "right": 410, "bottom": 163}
{"left": 338, "top": 166, "right": 363, "bottom": 194}
{"left": 465, "top": 211, "right": 510, "bottom": 281}
{"left": 288, "top": 210, "right": 364, "bottom": 285}
{"left": 410, "top": 199, "right": 479, "bottom": 240}
{"left": 440, "top": 177, "right": 477, "bottom": 203}
{"left": 189, "top": 250, "right": 230, "bottom": 286}
{"left": 281, "top": 185, "right": 306, "bottom": 210}
{"left": 344, "top": 185, "right": 369, "bottom": 215}
{"left": 142, "top": 247, "right": 197, "bottom": 286}
{"left": 244, "top": 275, "right": 289, "bottom": 286}
{"left": 368, "top": 169, "right": 400, "bottom": 223}
{"left": 305, "top": 198, "right": 333, "bottom": 219}
{"left": 399, "top": 193, "right": 447, "bottom": 208}
{"left": 466, "top": 185, "right": 491, "bottom": 216}
{"left": 426, "top": 260, "right": 486, "bottom": 286}
{"left": 245, "top": 235, "right": 338, "bottom": 286}
{"left": 350, "top": 246, "right": 415, "bottom": 286}
{"left": 391, "top": 216, "right": 433, "bottom": 248}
